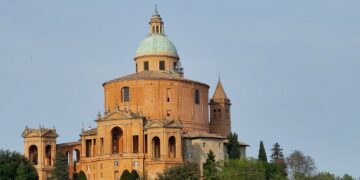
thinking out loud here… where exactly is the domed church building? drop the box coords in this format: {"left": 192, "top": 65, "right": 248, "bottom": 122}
{"left": 22, "top": 9, "right": 248, "bottom": 180}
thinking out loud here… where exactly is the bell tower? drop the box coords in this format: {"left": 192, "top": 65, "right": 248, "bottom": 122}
{"left": 209, "top": 79, "right": 232, "bottom": 137}
{"left": 22, "top": 126, "right": 58, "bottom": 180}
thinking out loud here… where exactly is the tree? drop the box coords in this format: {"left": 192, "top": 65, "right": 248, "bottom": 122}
{"left": 157, "top": 162, "right": 200, "bottom": 180}
{"left": 203, "top": 150, "right": 220, "bottom": 180}
{"left": 270, "top": 143, "right": 287, "bottom": 177}
{"left": 50, "top": 152, "right": 69, "bottom": 180}
{"left": 120, "top": 170, "right": 131, "bottom": 180}
{"left": 72, "top": 161, "right": 78, "bottom": 180}
{"left": 227, "top": 133, "right": 241, "bottom": 159}
{"left": 265, "top": 163, "right": 287, "bottom": 180}
{"left": 286, "top": 150, "right": 316, "bottom": 179}
{"left": 0, "top": 149, "right": 38, "bottom": 180}
{"left": 78, "top": 171, "right": 87, "bottom": 180}
{"left": 342, "top": 174, "right": 354, "bottom": 180}
{"left": 219, "top": 158, "right": 266, "bottom": 180}
{"left": 311, "top": 172, "right": 335, "bottom": 180}
{"left": 258, "top": 141, "right": 268, "bottom": 162}
{"left": 270, "top": 143, "right": 284, "bottom": 162}
{"left": 15, "top": 161, "right": 38, "bottom": 180}
{"left": 130, "top": 170, "right": 140, "bottom": 180}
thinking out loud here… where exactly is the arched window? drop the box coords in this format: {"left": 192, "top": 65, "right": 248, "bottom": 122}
{"left": 195, "top": 89, "right": 200, "bottom": 104}
{"left": 121, "top": 87, "right": 130, "bottom": 102}
{"left": 29, "top": 145, "right": 38, "bottom": 165}
{"left": 168, "top": 136, "right": 176, "bottom": 158}
{"left": 152, "top": 137, "right": 160, "bottom": 159}
{"left": 45, "top": 145, "right": 52, "bottom": 165}
{"left": 73, "top": 149, "right": 80, "bottom": 162}
{"left": 66, "top": 151, "right": 71, "bottom": 165}
{"left": 111, "top": 127, "right": 124, "bottom": 154}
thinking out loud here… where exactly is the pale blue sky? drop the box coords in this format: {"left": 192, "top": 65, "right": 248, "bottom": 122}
{"left": 1, "top": 0, "right": 359, "bottom": 177}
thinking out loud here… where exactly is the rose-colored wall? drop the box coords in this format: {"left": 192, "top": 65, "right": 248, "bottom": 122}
{"left": 104, "top": 79, "right": 210, "bottom": 133}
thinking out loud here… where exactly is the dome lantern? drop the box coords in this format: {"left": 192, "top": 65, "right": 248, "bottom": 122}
{"left": 149, "top": 5, "right": 164, "bottom": 34}
{"left": 134, "top": 9, "right": 183, "bottom": 75}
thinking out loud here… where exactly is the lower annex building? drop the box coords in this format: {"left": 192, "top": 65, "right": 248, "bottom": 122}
{"left": 21, "top": 9, "right": 248, "bottom": 180}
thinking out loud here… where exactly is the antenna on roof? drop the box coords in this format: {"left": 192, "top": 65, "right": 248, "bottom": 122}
{"left": 218, "top": 72, "right": 221, "bottom": 81}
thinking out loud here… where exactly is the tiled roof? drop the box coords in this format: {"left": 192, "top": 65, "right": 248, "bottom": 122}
{"left": 103, "top": 71, "right": 209, "bottom": 87}
{"left": 80, "top": 128, "right": 97, "bottom": 136}
{"left": 57, "top": 141, "right": 81, "bottom": 147}
{"left": 212, "top": 79, "right": 229, "bottom": 100}
{"left": 182, "top": 131, "right": 227, "bottom": 139}
{"left": 239, "top": 140, "right": 250, "bottom": 146}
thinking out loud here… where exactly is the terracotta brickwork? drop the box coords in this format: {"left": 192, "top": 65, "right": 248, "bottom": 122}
{"left": 209, "top": 80, "right": 232, "bottom": 137}
{"left": 21, "top": 9, "right": 244, "bottom": 180}
{"left": 103, "top": 77, "right": 210, "bottom": 133}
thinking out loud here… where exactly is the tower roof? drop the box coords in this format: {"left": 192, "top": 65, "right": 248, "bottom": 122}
{"left": 135, "top": 9, "right": 179, "bottom": 59}
{"left": 212, "top": 79, "right": 229, "bottom": 100}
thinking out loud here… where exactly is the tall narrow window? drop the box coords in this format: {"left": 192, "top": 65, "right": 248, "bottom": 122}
{"left": 152, "top": 137, "right": 161, "bottom": 159}
{"left": 73, "top": 149, "right": 80, "bottom": 162}
{"left": 195, "top": 89, "right": 200, "bottom": 104}
{"left": 218, "top": 109, "right": 222, "bottom": 120}
{"left": 173, "top": 62, "right": 177, "bottom": 70}
{"left": 86, "top": 140, "right": 92, "bottom": 157}
{"left": 166, "top": 88, "right": 171, "bottom": 102}
{"left": 159, "top": 61, "right": 165, "bottom": 70}
{"left": 168, "top": 136, "right": 176, "bottom": 158}
{"left": 133, "top": 135, "right": 139, "bottom": 153}
{"left": 66, "top": 151, "right": 71, "bottom": 165}
{"left": 93, "top": 139, "right": 97, "bottom": 156}
{"left": 144, "top": 61, "right": 149, "bottom": 71}
{"left": 100, "top": 138, "right": 104, "bottom": 154}
{"left": 121, "top": 87, "right": 130, "bottom": 102}
{"left": 136, "top": 63, "right": 138, "bottom": 72}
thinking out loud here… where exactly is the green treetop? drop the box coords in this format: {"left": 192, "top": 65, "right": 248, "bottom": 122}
{"left": 258, "top": 141, "right": 268, "bottom": 162}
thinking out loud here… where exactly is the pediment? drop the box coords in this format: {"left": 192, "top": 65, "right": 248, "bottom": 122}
{"left": 144, "top": 120, "right": 164, "bottom": 129}
{"left": 103, "top": 110, "right": 134, "bottom": 120}
{"left": 164, "top": 119, "right": 183, "bottom": 128}
{"left": 144, "top": 119, "right": 183, "bottom": 129}
{"left": 22, "top": 128, "right": 58, "bottom": 138}
{"left": 22, "top": 131, "right": 39, "bottom": 138}
{"left": 41, "top": 130, "right": 58, "bottom": 138}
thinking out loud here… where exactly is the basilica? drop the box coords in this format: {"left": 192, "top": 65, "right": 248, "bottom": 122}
{"left": 22, "top": 10, "right": 248, "bottom": 180}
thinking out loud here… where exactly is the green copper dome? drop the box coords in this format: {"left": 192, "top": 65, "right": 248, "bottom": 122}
{"left": 135, "top": 34, "right": 178, "bottom": 58}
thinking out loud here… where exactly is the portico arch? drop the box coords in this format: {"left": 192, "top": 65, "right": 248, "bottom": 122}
{"left": 29, "top": 145, "right": 38, "bottom": 165}
{"left": 111, "top": 127, "right": 124, "bottom": 154}
{"left": 73, "top": 149, "right": 80, "bottom": 162}
{"left": 152, "top": 136, "right": 160, "bottom": 159}
{"left": 45, "top": 145, "right": 52, "bottom": 165}
{"left": 168, "top": 136, "right": 176, "bottom": 158}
